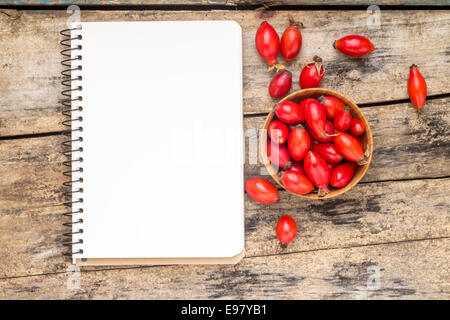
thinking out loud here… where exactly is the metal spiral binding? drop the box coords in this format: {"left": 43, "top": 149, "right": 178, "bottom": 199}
{"left": 60, "top": 25, "right": 84, "bottom": 258}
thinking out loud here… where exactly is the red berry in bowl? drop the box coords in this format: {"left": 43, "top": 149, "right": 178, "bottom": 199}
{"left": 349, "top": 118, "right": 365, "bottom": 136}
{"left": 268, "top": 120, "right": 290, "bottom": 144}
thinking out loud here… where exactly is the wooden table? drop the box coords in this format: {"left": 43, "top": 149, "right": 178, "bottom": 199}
{"left": 0, "top": 1, "right": 449, "bottom": 299}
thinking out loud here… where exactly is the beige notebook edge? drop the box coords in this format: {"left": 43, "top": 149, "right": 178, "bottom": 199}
{"left": 76, "top": 249, "right": 245, "bottom": 266}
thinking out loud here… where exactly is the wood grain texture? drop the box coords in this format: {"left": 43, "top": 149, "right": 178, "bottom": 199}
{"left": 244, "top": 98, "right": 450, "bottom": 182}
{"left": 0, "top": 131, "right": 449, "bottom": 278}
{"left": 1, "top": 1, "right": 448, "bottom": 6}
{"left": 0, "top": 10, "right": 449, "bottom": 136}
{"left": 1, "top": 8, "right": 449, "bottom": 299}
{"left": 1, "top": 239, "right": 448, "bottom": 299}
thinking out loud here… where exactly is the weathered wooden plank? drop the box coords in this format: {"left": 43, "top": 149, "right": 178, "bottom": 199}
{"left": 0, "top": 135, "right": 69, "bottom": 277}
{"left": 0, "top": 1, "right": 448, "bottom": 7}
{"left": 0, "top": 10, "right": 449, "bottom": 136}
{"left": 1, "top": 132, "right": 449, "bottom": 278}
{"left": 244, "top": 98, "right": 450, "bottom": 182}
{"left": 1, "top": 239, "right": 448, "bottom": 299}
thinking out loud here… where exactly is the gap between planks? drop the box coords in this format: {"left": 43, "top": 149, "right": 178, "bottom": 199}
{"left": 0, "top": 94, "right": 449, "bottom": 140}
{"left": 245, "top": 93, "right": 450, "bottom": 117}
{"left": 1, "top": 235, "right": 448, "bottom": 281}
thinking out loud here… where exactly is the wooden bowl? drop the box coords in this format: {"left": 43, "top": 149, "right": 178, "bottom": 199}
{"left": 261, "top": 88, "right": 373, "bottom": 199}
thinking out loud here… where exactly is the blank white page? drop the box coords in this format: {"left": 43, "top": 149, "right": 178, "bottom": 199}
{"left": 69, "top": 21, "right": 244, "bottom": 261}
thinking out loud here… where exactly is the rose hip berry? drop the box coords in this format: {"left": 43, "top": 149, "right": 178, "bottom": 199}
{"left": 287, "top": 125, "right": 311, "bottom": 162}
{"left": 255, "top": 21, "right": 285, "bottom": 71}
{"left": 268, "top": 120, "right": 290, "bottom": 144}
{"left": 349, "top": 118, "right": 365, "bottom": 136}
{"left": 334, "top": 132, "right": 367, "bottom": 164}
{"left": 334, "top": 107, "right": 353, "bottom": 132}
{"left": 306, "top": 120, "right": 336, "bottom": 143}
{"left": 304, "top": 99, "right": 334, "bottom": 139}
{"left": 408, "top": 64, "right": 427, "bottom": 110}
{"left": 333, "top": 35, "right": 374, "bottom": 57}
{"left": 275, "top": 101, "right": 305, "bottom": 125}
{"left": 304, "top": 151, "right": 330, "bottom": 196}
{"left": 285, "top": 161, "right": 305, "bottom": 175}
{"left": 330, "top": 162, "right": 357, "bottom": 188}
{"left": 299, "top": 56, "right": 324, "bottom": 89}
{"left": 267, "top": 140, "right": 291, "bottom": 169}
{"left": 311, "top": 142, "right": 344, "bottom": 164}
{"left": 245, "top": 178, "right": 279, "bottom": 204}
{"left": 276, "top": 215, "right": 297, "bottom": 245}
{"left": 280, "top": 19, "right": 302, "bottom": 62}
{"left": 269, "top": 70, "right": 292, "bottom": 99}
{"left": 319, "top": 96, "right": 345, "bottom": 121}
{"left": 280, "top": 169, "right": 314, "bottom": 195}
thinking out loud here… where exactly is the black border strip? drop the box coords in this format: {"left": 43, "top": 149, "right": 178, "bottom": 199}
{"left": 0, "top": 4, "right": 449, "bottom": 11}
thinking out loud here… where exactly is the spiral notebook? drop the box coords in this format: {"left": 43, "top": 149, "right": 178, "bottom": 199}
{"left": 61, "top": 21, "right": 244, "bottom": 265}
